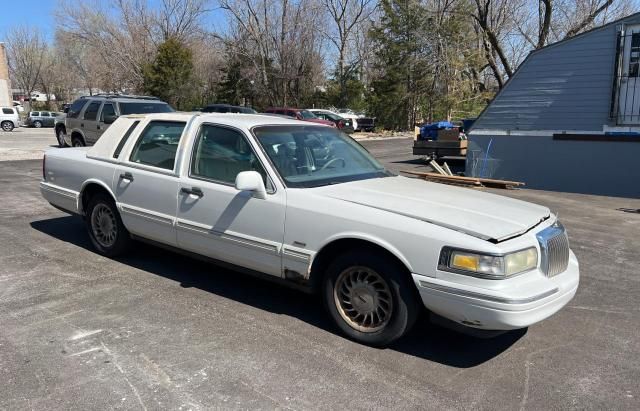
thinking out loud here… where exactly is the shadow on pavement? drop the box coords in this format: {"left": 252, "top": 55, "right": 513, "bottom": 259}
{"left": 31, "top": 215, "right": 525, "bottom": 368}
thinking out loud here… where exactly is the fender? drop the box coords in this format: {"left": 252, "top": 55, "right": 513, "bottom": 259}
{"left": 78, "top": 178, "right": 117, "bottom": 215}
{"left": 312, "top": 231, "right": 414, "bottom": 274}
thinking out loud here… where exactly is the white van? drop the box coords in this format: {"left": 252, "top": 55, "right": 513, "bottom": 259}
{"left": 1, "top": 107, "right": 21, "bottom": 131}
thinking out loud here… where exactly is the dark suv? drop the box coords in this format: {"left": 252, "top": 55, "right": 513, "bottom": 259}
{"left": 57, "top": 94, "right": 173, "bottom": 147}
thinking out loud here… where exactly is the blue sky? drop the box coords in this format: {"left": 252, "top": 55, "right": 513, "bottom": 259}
{"left": 0, "top": 0, "right": 57, "bottom": 40}
{"left": 0, "top": 0, "right": 227, "bottom": 42}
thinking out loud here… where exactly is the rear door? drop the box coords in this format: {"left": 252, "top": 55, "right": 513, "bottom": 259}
{"left": 81, "top": 101, "right": 102, "bottom": 144}
{"left": 98, "top": 102, "right": 116, "bottom": 139}
{"left": 113, "top": 119, "right": 187, "bottom": 245}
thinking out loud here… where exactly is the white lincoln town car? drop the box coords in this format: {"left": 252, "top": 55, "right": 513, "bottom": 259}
{"left": 40, "top": 113, "right": 579, "bottom": 346}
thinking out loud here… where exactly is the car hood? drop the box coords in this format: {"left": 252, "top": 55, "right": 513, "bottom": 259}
{"left": 316, "top": 176, "right": 550, "bottom": 242}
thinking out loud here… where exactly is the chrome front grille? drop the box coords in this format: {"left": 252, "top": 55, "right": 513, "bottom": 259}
{"left": 536, "top": 222, "right": 570, "bottom": 277}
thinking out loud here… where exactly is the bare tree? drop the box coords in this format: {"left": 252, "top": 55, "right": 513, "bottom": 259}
{"left": 5, "top": 26, "right": 48, "bottom": 110}
{"left": 322, "top": 0, "right": 376, "bottom": 104}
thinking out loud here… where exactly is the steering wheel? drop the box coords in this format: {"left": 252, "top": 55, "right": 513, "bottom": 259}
{"left": 320, "top": 157, "right": 346, "bottom": 170}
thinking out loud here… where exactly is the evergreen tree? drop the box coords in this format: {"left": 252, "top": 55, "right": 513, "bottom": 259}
{"left": 143, "top": 37, "right": 194, "bottom": 110}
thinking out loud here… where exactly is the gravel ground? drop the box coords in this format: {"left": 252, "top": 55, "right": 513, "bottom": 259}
{"left": 1, "top": 130, "right": 639, "bottom": 410}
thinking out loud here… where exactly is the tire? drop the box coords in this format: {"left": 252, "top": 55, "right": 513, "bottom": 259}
{"left": 1, "top": 121, "right": 14, "bottom": 132}
{"left": 85, "top": 193, "right": 130, "bottom": 257}
{"left": 322, "top": 250, "right": 420, "bottom": 347}
{"left": 71, "top": 135, "right": 85, "bottom": 147}
{"left": 34, "top": 121, "right": 42, "bottom": 128}
{"left": 56, "top": 128, "right": 68, "bottom": 147}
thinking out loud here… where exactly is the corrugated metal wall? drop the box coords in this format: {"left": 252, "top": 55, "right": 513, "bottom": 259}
{"left": 472, "top": 18, "right": 640, "bottom": 132}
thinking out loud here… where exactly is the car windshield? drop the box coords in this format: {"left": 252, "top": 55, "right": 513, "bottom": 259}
{"left": 299, "top": 110, "right": 317, "bottom": 119}
{"left": 119, "top": 102, "right": 174, "bottom": 115}
{"left": 253, "top": 125, "right": 390, "bottom": 188}
{"left": 238, "top": 107, "right": 257, "bottom": 114}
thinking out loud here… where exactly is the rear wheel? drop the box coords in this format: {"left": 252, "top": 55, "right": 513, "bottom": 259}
{"left": 85, "top": 193, "right": 130, "bottom": 257}
{"left": 56, "top": 128, "right": 68, "bottom": 147}
{"left": 34, "top": 120, "right": 42, "bottom": 128}
{"left": 1, "top": 121, "right": 14, "bottom": 132}
{"left": 71, "top": 135, "right": 85, "bottom": 147}
{"left": 322, "top": 250, "right": 419, "bottom": 347}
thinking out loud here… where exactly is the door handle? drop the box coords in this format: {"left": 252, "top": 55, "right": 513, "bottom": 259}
{"left": 180, "top": 187, "right": 204, "bottom": 198}
{"left": 97, "top": 124, "right": 101, "bottom": 130}
{"left": 119, "top": 172, "right": 134, "bottom": 181}
{"left": 81, "top": 123, "right": 84, "bottom": 128}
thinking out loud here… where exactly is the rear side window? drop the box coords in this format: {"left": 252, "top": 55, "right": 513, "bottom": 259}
{"left": 83, "top": 102, "right": 101, "bottom": 120}
{"left": 113, "top": 121, "right": 140, "bottom": 159}
{"left": 67, "top": 99, "right": 87, "bottom": 119}
{"left": 101, "top": 103, "right": 116, "bottom": 122}
{"left": 119, "top": 102, "right": 174, "bottom": 115}
{"left": 2, "top": 108, "right": 13, "bottom": 114}
{"left": 129, "top": 121, "right": 186, "bottom": 170}
{"left": 41, "top": 112, "right": 50, "bottom": 117}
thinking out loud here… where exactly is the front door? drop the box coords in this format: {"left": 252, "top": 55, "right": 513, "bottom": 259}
{"left": 113, "top": 120, "right": 187, "bottom": 246}
{"left": 98, "top": 102, "right": 116, "bottom": 140}
{"left": 618, "top": 25, "right": 640, "bottom": 124}
{"left": 176, "top": 124, "right": 285, "bottom": 277}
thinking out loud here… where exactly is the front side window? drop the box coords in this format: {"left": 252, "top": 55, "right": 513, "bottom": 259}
{"left": 31, "top": 112, "right": 40, "bottom": 117}
{"left": 191, "top": 124, "right": 267, "bottom": 185}
{"left": 299, "top": 110, "right": 317, "bottom": 119}
{"left": 119, "top": 102, "right": 174, "bottom": 115}
{"left": 67, "top": 99, "right": 87, "bottom": 119}
{"left": 129, "top": 121, "right": 186, "bottom": 170}
{"left": 83, "top": 102, "right": 101, "bottom": 120}
{"left": 253, "top": 125, "right": 389, "bottom": 188}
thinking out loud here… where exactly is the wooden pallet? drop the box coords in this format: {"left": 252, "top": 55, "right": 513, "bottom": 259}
{"left": 401, "top": 170, "right": 525, "bottom": 189}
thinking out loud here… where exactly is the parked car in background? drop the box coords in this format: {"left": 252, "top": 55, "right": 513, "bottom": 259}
{"left": 40, "top": 112, "right": 579, "bottom": 347}
{"left": 25, "top": 111, "right": 60, "bottom": 128}
{"left": 337, "top": 109, "right": 376, "bottom": 132}
{"left": 63, "top": 94, "right": 173, "bottom": 147}
{"left": 30, "top": 92, "right": 56, "bottom": 102}
{"left": 308, "top": 109, "right": 354, "bottom": 133}
{"left": 202, "top": 104, "right": 258, "bottom": 114}
{"left": 264, "top": 107, "right": 336, "bottom": 127}
{"left": 0, "top": 107, "right": 21, "bottom": 131}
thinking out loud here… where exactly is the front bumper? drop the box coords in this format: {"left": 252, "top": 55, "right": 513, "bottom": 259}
{"left": 412, "top": 251, "right": 579, "bottom": 330}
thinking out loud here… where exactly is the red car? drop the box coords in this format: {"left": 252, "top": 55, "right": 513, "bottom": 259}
{"left": 264, "top": 107, "right": 336, "bottom": 127}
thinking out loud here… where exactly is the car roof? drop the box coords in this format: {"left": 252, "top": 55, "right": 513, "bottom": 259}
{"left": 123, "top": 112, "right": 326, "bottom": 129}
{"left": 80, "top": 95, "right": 165, "bottom": 103}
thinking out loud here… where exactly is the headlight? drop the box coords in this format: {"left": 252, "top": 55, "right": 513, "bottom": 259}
{"left": 440, "top": 247, "right": 538, "bottom": 279}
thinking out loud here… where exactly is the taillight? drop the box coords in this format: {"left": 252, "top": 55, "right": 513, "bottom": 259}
{"left": 338, "top": 120, "right": 345, "bottom": 128}
{"left": 42, "top": 154, "right": 46, "bottom": 180}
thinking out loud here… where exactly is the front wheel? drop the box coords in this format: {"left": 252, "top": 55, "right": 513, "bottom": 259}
{"left": 322, "top": 250, "right": 419, "bottom": 347}
{"left": 34, "top": 121, "right": 42, "bottom": 128}
{"left": 85, "top": 193, "right": 130, "bottom": 257}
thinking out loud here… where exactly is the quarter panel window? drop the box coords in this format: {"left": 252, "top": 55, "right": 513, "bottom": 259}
{"left": 113, "top": 121, "right": 140, "bottom": 159}
{"left": 2, "top": 108, "right": 13, "bottom": 114}
{"left": 129, "top": 121, "right": 186, "bottom": 170}
{"left": 83, "top": 102, "right": 101, "bottom": 120}
{"left": 190, "top": 125, "right": 267, "bottom": 185}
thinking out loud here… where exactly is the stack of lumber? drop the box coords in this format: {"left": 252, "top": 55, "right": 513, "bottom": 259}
{"left": 402, "top": 170, "right": 525, "bottom": 190}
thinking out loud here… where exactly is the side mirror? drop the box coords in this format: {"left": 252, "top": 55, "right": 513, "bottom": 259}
{"left": 235, "top": 171, "right": 267, "bottom": 199}
{"left": 103, "top": 114, "right": 118, "bottom": 124}
{"left": 63, "top": 107, "right": 69, "bottom": 113}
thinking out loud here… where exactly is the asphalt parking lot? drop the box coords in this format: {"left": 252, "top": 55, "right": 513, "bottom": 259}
{"left": 1, "top": 129, "right": 640, "bottom": 410}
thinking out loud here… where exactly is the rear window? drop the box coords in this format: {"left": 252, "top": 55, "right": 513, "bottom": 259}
{"left": 119, "top": 102, "right": 174, "bottom": 115}
{"left": 2, "top": 108, "right": 13, "bottom": 115}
